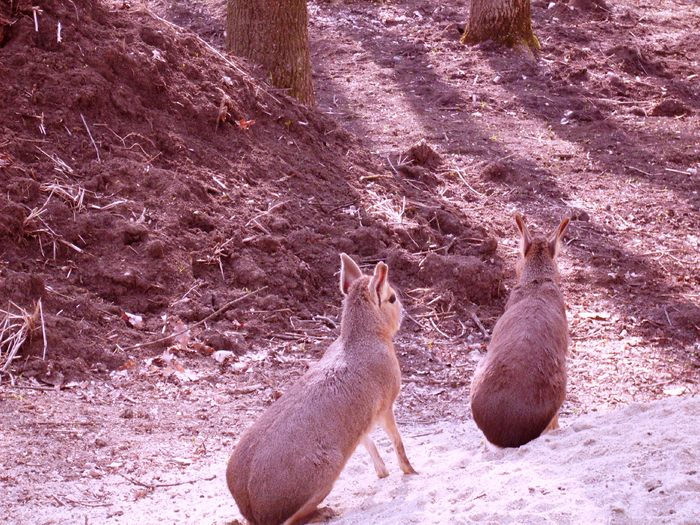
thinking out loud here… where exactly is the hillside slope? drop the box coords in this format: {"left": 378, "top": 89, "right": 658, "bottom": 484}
{"left": 0, "top": 0, "right": 502, "bottom": 379}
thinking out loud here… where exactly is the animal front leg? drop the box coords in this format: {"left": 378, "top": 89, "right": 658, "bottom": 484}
{"left": 381, "top": 409, "right": 417, "bottom": 475}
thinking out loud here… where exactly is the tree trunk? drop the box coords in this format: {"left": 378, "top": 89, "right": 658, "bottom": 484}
{"left": 461, "top": 0, "right": 539, "bottom": 52}
{"left": 226, "top": 0, "right": 314, "bottom": 106}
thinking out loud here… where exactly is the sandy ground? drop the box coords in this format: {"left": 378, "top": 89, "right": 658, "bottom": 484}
{"left": 329, "top": 396, "right": 700, "bottom": 525}
{"left": 4, "top": 391, "right": 698, "bottom": 525}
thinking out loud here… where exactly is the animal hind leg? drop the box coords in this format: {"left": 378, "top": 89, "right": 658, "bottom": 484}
{"left": 362, "top": 435, "right": 389, "bottom": 478}
{"left": 380, "top": 409, "right": 417, "bottom": 475}
{"left": 545, "top": 413, "right": 560, "bottom": 432}
{"left": 304, "top": 507, "right": 337, "bottom": 523}
{"left": 281, "top": 487, "right": 334, "bottom": 525}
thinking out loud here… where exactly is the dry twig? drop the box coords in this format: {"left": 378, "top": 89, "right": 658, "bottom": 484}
{"left": 80, "top": 113, "right": 101, "bottom": 162}
{"left": 470, "top": 312, "right": 489, "bottom": 338}
{"left": 36, "top": 146, "right": 73, "bottom": 174}
{"left": 245, "top": 201, "right": 289, "bottom": 227}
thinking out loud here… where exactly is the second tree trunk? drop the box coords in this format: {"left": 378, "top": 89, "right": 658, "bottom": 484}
{"left": 462, "top": 0, "right": 539, "bottom": 52}
{"left": 226, "top": 0, "right": 314, "bottom": 106}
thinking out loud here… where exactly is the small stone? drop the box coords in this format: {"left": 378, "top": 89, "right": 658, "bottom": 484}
{"left": 433, "top": 209, "right": 462, "bottom": 235}
{"left": 481, "top": 161, "right": 515, "bottom": 181}
{"left": 202, "top": 329, "right": 244, "bottom": 353}
{"left": 570, "top": 208, "right": 590, "bottom": 222}
{"left": 479, "top": 237, "right": 498, "bottom": 255}
{"left": 122, "top": 223, "right": 149, "bottom": 245}
{"left": 212, "top": 350, "right": 236, "bottom": 363}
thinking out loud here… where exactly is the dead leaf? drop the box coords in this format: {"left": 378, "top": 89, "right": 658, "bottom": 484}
{"left": 237, "top": 119, "right": 256, "bottom": 130}
{"left": 121, "top": 311, "right": 145, "bottom": 329}
{"left": 212, "top": 350, "right": 236, "bottom": 363}
{"left": 134, "top": 488, "right": 150, "bottom": 501}
{"left": 172, "top": 369, "right": 199, "bottom": 382}
{"left": 191, "top": 341, "right": 215, "bottom": 356}
{"left": 171, "top": 319, "right": 190, "bottom": 347}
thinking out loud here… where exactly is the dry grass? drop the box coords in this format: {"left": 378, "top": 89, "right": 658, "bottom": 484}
{"left": 362, "top": 185, "right": 415, "bottom": 228}
{"left": 22, "top": 190, "right": 84, "bottom": 259}
{"left": 40, "top": 180, "right": 87, "bottom": 213}
{"left": 0, "top": 300, "right": 44, "bottom": 373}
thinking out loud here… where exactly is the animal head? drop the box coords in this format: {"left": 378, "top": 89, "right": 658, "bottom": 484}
{"left": 339, "top": 253, "right": 403, "bottom": 338}
{"left": 514, "top": 213, "right": 570, "bottom": 283}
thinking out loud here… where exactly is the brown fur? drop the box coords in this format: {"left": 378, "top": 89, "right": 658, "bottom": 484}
{"left": 470, "top": 213, "right": 571, "bottom": 448}
{"left": 226, "top": 254, "right": 416, "bottom": 525}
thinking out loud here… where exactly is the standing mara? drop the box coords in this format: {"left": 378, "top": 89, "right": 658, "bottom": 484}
{"left": 226, "top": 253, "right": 416, "bottom": 525}
{"left": 471, "top": 213, "right": 571, "bottom": 448}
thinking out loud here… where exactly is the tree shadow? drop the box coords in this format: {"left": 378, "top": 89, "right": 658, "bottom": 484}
{"left": 310, "top": 0, "right": 569, "bottom": 202}
{"left": 474, "top": 3, "right": 700, "bottom": 342}
{"left": 309, "top": 0, "right": 699, "bottom": 347}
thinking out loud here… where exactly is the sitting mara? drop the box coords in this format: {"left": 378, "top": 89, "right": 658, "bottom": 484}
{"left": 471, "top": 213, "right": 571, "bottom": 448}
{"left": 226, "top": 253, "right": 416, "bottom": 525}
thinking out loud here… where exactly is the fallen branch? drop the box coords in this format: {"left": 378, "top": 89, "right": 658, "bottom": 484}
{"left": 118, "top": 287, "right": 267, "bottom": 352}
{"left": 429, "top": 317, "right": 453, "bottom": 339}
{"left": 118, "top": 472, "right": 216, "bottom": 489}
{"left": 2, "top": 384, "right": 56, "bottom": 391}
{"left": 60, "top": 496, "right": 110, "bottom": 508}
{"left": 627, "top": 165, "right": 654, "bottom": 177}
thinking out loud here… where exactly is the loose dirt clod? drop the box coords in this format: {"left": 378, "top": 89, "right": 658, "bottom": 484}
{"left": 405, "top": 139, "right": 442, "bottom": 170}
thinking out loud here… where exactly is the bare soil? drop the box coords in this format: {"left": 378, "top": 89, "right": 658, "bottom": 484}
{"left": 0, "top": 0, "right": 698, "bottom": 523}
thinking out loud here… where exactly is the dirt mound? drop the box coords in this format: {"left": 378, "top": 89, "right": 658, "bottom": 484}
{"left": 605, "top": 45, "right": 667, "bottom": 77}
{"left": 651, "top": 98, "right": 692, "bottom": 117}
{"left": 0, "top": 0, "right": 504, "bottom": 379}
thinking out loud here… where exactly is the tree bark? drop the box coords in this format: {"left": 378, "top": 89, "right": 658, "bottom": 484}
{"left": 226, "top": 0, "right": 314, "bottom": 106}
{"left": 461, "top": 0, "right": 539, "bottom": 52}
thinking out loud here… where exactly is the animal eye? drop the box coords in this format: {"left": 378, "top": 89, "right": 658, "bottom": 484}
{"left": 389, "top": 294, "right": 396, "bottom": 304}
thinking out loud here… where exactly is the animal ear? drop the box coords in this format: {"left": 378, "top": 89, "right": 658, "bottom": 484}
{"left": 339, "top": 253, "right": 362, "bottom": 295}
{"left": 368, "top": 262, "right": 389, "bottom": 305}
{"left": 514, "top": 212, "right": 532, "bottom": 256}
{"left": 548, "top": 216, "right": 570, "bottom": 258}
